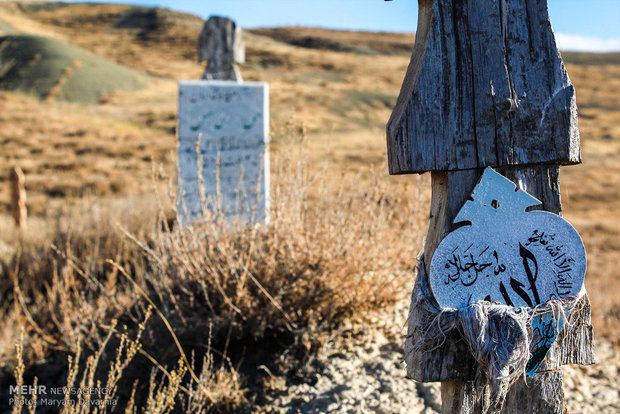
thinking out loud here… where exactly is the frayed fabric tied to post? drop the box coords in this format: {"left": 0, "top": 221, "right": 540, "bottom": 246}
{"left": 459, "top": 303, "right": 533, "bottom": 411}
{"left": 405, "top": 257, "right": 582, "bottom": 411}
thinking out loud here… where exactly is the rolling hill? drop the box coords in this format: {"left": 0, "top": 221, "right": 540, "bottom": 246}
{"left": 0, "top": 34, "right": 152, "bottom": 102}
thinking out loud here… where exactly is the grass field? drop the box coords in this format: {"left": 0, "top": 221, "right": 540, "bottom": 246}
{"left": 0, "top": 2, "right": 618, "bottom": 412}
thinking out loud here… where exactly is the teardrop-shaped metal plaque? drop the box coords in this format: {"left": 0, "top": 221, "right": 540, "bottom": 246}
{"left": 429, "top": 168, "right": 586, "bottom": 374}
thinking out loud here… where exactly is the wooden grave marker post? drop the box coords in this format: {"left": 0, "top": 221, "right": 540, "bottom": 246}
{"left": 10, "top": 166, "right": 26, "bottom": 230}
{"left": 199, "top": 15, "right": 245, "bottom": 81}
{"left": 385, "top": 0, "right": 595, "bottom": 412}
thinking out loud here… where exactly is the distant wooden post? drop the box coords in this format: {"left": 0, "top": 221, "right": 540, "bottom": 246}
{"left": 386, "top": 1, "right": 594, "bottom": 413}
{"left": 10, "top": 166, "right": 27, "bottom": 230}
{"left": 199, "top": 15, "right": 245, "bottom": 81}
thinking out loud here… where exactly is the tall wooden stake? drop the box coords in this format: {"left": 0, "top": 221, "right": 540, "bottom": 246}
{"left": 386, "top": 1, "right": 594, "bottom": 412}
{"left": 10, "top": 166, "right": 27, "bottom": 230}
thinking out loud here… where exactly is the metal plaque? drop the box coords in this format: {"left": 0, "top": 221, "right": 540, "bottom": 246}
{"left": 429, "top": 168, "right": 586, "bottom": 374}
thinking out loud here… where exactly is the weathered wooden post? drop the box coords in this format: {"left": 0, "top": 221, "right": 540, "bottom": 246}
{"left": 385, "top": 1, "right": 594, "bottom": 412}
{"left": 199, "top": 16, "right": 245, "bottom": 81}
{"left": 9, "top": 166, "right": 27, "bottom": 230}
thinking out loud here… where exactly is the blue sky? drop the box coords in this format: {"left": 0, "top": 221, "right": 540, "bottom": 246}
{"left": 64, "top": 0, "right": 620, "bottom": 51}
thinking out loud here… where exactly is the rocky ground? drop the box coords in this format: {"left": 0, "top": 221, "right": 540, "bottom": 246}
{"left": 262, "top": 298, "right": 619, "bottom": 413}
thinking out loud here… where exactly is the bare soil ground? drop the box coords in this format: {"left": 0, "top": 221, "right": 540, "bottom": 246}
{"left": 260, "top": 297, "right": 619, "bottom": 413}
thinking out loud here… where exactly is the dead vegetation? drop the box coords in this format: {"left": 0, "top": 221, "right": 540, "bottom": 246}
{"left": 0, "top": 137, "right": 428, "bottom": 411}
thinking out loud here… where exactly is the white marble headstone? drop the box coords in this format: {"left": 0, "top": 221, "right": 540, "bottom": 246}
{"left": 177, "top": 81, "right": 269, "bottom": 225}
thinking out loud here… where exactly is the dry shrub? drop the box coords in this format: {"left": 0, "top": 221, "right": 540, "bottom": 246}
{"left": 0, "top": 197, "right": 157, "bottom": 361}
{"left": 8, "top": 309, "right": 244, "bottom": 413}
{"left": 147, "top": 143, "right": 425, "bottom": 344}
{"left": 0, "top": 141, "right": 427, "bottom": 411}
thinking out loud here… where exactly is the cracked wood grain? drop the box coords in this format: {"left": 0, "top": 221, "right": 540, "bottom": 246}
{"left": 387, "top": 0, "right": 580, "bottom": 175}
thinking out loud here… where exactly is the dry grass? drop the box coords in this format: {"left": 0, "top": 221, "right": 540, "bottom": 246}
{"left": 557, "top": 59, "right": 620, "bottom": 341}
{"left": 0, "top": 90, "right": 175, "bottom": 215}
{"left": 8, "top": 308, "right": 246, "bottom": 413}
{"left": 0, "top": 139, "right": 428, "bottom": 411}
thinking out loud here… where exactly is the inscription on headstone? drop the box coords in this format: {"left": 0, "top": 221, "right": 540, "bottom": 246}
{"left": 177, "top": 81, "right": 269, "bottom": 225}
{"left": 429, "top": 168, "right": 586, "bottom": 374}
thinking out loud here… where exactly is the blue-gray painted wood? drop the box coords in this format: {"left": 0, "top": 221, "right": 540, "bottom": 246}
{"left": 404, "top": 166, "right": 594, "bottom": 414}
